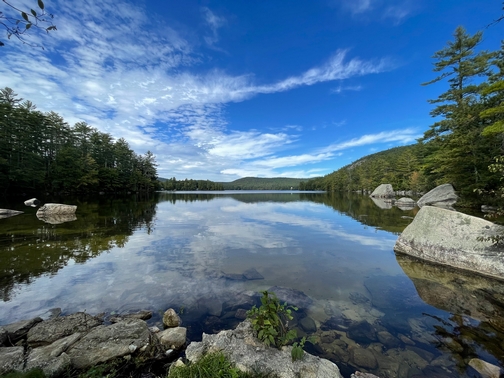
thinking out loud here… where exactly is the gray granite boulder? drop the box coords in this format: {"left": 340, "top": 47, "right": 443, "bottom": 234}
{"left": 157, "top": 327, "right": 187, "bottom": 349}
{"left": 185, "top": 321, "right": 343, "bottom": 378}
{"left": 27, "top": 312, "right": 101, "bottom": 347}
{"left": 396, "top": 197, "right": 416, "bottom": 210}
{"left": 163, "top": 308, "right": 181, "bottom": 328}
{"left": 36, "top": 203, "right": 77, "bottom": 216}
{"left": 24, "top": 198, "right": 40, "bottom": 207}
{"left": 4, "top": 317, "right": 43, "bottom": 344}
{"left": 370, "top": 184, "right": 394, "bottom": 198}
{"left": 25, "top": 334, "right": 80, "bottom": 375}
{"left": 66, "top": 318, "right": 150, "bottom": 369}
{"left": 394, "top": 206, "right": 504, "bottom": 279}
{"left": 0, "top": 347, "right": 24, "bottom": 375}
{"left": 417, "top": 183, "right": 458, "bottom": 208}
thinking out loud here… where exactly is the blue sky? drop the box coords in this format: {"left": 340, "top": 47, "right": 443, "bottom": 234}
{"left": 1, "top": 0, "right": 502, "bottom": 181}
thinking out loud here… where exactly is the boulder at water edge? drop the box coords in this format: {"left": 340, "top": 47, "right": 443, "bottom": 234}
{"left": 394, "top": 206, "right": 504, "bottom": 279}
{"left": 24, "top": 198, "right": 40, "bottom": 207}
{"left": 0, "top": 209, "right": 23, "bottom": 220}
{"left": 185, "top": 320, "right": 343, "bottom": 378}
{"left": 36, "top": 203, "right": 77, "bottom": 216}
{"left": 370, "top": 184, "right": 394, "bottom": 198}
{"left": 417, "top": 183, "right": 458, "bottom": 208}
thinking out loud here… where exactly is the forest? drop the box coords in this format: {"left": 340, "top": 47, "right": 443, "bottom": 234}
{"left": 219, "top": 177, "right": 306, "bottom": 190}
{"left": 0, "top": 88, "right": 160, "bottom": 197}
{"left": 159, "top": 177, "right": 224, "bottom": 191}
{"left": 301, "top": 26, "right": 504, "bottom": 207}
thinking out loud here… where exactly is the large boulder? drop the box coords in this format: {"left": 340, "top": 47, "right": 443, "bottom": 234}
{"left": 66, "top": 318, "right": 150, "bottom": 369}
{"left": 185, "top": 321, "right": 343, "bottom": 378}
{"left": 27, "top": 312, "right": 101, "bottom": 347}
{"left": 370, "top": 184, "right": 394, "bottom": 198}
{"left": 396, "top": 197, "right": 416, "bottom": 210}
{"left": 36, "top": 213, "right": 77, "bottom": 224}
{"left": 394, "top": 206, "right": 504, "bottom": 279}
{"left": 417, "top": 183, "right": 458, "bottom": 208}
{"left": 0, "top": 347, "right": 24, "bottom": 375}
{"left": 36, "top": 203, "right": 77, "bottom": 216}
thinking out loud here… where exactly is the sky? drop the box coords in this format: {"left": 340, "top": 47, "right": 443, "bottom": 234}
{"left": 0, "top": 0, "right": 503, "bottom": 181}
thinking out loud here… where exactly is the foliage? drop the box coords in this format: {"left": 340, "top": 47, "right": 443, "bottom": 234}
{"left": 246, "top": 291, "right": 297, "bottom": 349}
{"left": 219, "top": 177, "right": 309, "bottom": 191}
{"left": 1, "top": 369, "right": 46, "bottom": 378}
{"left": 0, "top": 0, "right": 56, "bottom": 47}
{"left": 167, "top": 352, "right": 276, "bottom": 378}
{"left": 160, "top": 177, "right": 224, "bottom": 191}
{"left": 0, "top": 88, "right": 159, "bottom": 196}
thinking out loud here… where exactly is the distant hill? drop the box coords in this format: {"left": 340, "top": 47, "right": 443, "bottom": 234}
{"left": 218, "top": 177, "right": 313, "bottom": 190}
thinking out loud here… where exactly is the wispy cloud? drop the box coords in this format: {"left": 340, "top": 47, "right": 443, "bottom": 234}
{"left": 322, "top": 128, "right": 421, "bottom": 152}
{"left": 339, "top": 0, "right": 414, "bottom": 24}
{"left": 331, "top": 85, "right": 362, "bottom": 94}
{"left": 202, "top": 7, "right": 226, "bottom": 47}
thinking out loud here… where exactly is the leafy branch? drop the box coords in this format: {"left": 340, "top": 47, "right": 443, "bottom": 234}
{"left": 0, "top": 0, "right": 56, "bottom": 48}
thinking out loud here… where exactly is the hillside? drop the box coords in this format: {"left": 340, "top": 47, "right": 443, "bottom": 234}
{"left": 300, "top": 144, "right": 424, "bottom": 192}
{"left": 218, "top": 177, "right": 310, "bottom": 190}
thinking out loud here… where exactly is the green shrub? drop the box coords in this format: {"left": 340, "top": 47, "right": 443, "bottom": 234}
{"left": 246, "top": 291, "right": 297, "bottom": 349}
{"left": 1, "top": 369, "right": 46, "bottom": 378}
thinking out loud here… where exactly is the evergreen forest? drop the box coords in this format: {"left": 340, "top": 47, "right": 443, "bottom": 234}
{"left": 0, "top": 88, "right": 160, "bottom": 196}
{"left": 301, "top": 26, "right": 504, "bottom": 207}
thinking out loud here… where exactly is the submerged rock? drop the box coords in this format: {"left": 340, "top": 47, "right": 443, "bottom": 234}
{"left": 268, "top": 286, "right": 313, "bottom": 309}
{"left": 469, "top": 358, "right": 502, "bottom": 378}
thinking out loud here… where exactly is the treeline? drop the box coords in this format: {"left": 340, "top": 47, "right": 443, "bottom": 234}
{"left": 220, "top": 177, "right": 307, "bottom": 190}
{"left": 160, "top": 177, "right": 224, "bottom": 191}
{"left": 0, "top": 88, "right": 159, "bottom": 196}
{"left": 302, "top": 26, "right": 504, "bottom": 206}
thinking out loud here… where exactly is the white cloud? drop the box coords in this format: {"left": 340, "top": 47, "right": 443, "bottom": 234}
{"left": 202, "top": 7, "right": 226, "bottom": 47}
{"left": 331, "top": 85, "right": 362, "bottom": 94}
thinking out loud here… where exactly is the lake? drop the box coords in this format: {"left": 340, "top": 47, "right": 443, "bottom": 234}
{"left": 1, "top": 191, "right": 503, "bottom": 378}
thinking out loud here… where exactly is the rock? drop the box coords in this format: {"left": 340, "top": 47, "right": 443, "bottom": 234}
{"left": 110, "top": 310, "right": 152, "bottom": 323}
{"left": 36, "top": 213, "right": 77, "bottom": 224}
{"left": 396, "top": 197, "right": 416, "bottom": 210}
{"left": 36, "top": 203, "right": 77, "bottom": 216}
{"left": 482, "top": 205, "right": 498, "bottom": 213}
{"left": 468, "top": 358, "right": 501, "bottom": 378}
{"left": 243, "top": 268, "right": 264, "bottom": 280}
{"left": 370, "top": 184, "right": 395, "bottom": 198}
{"left": 0, "top": 209, "right": 23, "bottom": 219}
{"left": 370, "top": 197, "right": 392, "bottom": 209}
{"left": 221, "top": 272, "right": 245, "bottom": 280}
{"left": 24, "top": 198, "right": 40, "bottom": 207}
{"left": 351, "top": 372, "right": 381, "bottom": 378}
{"left": 67, "top": 318, "right": 150, "bottom": 369}
{"left": 349, "top": 292, "right": 370, "bottom": 305}
{"left": 27, "top": 312, "right": 101, "bottom": 347}
{"left": 163, "top": 308, "right": 181, "bottom": 328}
{"left": 3, "top": 317, "right": 43, "bottom": 344}
{"left": 347, "top": 321, "right": 377, "bottom": 345}
{"left": 417, "top": 183, "right": 458, "bottom": 208}
{"left": 0, "top": 327, "right": 7, "bottom": 346}
{"left": 25, "top": 334, "right": 80, "bottom": 375}
{"left": 268, "top": 286, "right": 313, "bottom": 309}
{"left": 0, "top": 347, "right": 24, "bottom": 375}
{"left": 394, "top": 206, "right": 504, "bottom": 280}
{"left": 235, "top": 309, "right": 248, "bottom": 320}
{"left": 186, "top": 321, "right": 343, "bottom": 378}
{"left": 349, "top": 346, "right": 377, "bottom": 369}
{"left": 377, "top": 331, "right": 400, "bottom": 349}
{"left": 157, "top": 327, "right": 187, "bottom": 350}
{"left": 222, "top": 293, "right": 257, "bottom": 312}
{"left": 299, "top": 316, "right": 317, "bottom": 333}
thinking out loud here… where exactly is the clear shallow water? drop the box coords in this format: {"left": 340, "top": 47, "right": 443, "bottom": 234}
{"left": 0, "top": 192, "right": 503, "bottom": 378}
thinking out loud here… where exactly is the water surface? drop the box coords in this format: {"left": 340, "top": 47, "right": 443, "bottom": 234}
{"left": 0, "top": 191, "right": 503, "bottom": 378}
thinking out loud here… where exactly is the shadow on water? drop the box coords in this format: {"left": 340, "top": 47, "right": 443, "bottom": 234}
{"left": 0, "top": 195, "right": 157, "bottom": 302}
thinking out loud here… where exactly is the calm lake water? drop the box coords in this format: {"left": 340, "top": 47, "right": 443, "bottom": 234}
{"left": 1, "top": 191, "right": 503, "bottom": 378}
